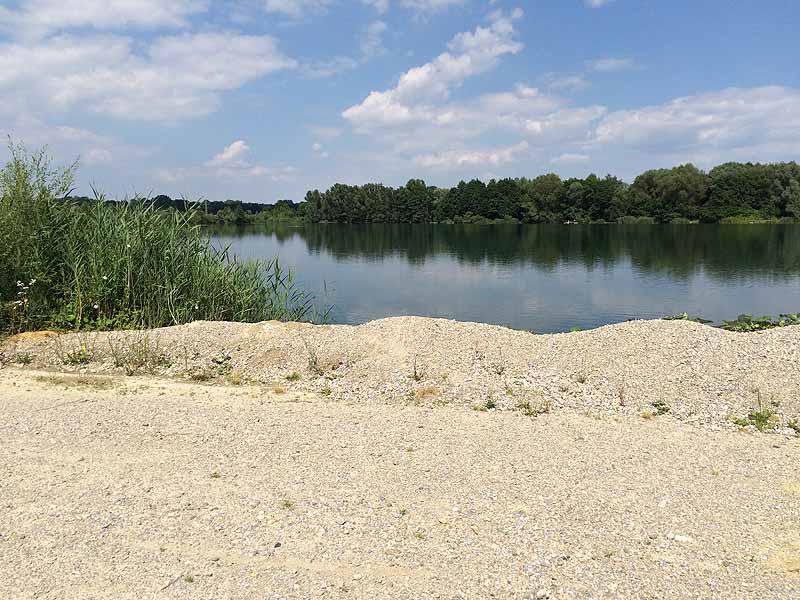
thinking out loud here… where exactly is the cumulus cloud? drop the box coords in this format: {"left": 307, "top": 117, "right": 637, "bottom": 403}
{"left": 0, "top": 113, "right": 146, "bottom": 167}
{"left": 0, "top": 32, "right": 297, "bottom": 121}
{"left": 343, "top": 9, "right": 524, "bottom": 128}
{"left": 0, "top": 0, "right": 207, "bottom": 37}
{"left": 160, "top": 140, "right": 297, "bottom": 182}
{"left": 592, "top": 86, "right": 800, "bottom": 163}
{"left": 414, "top": 141, "right": 530, "bottom": 169}
{"left": 207, "top": 140, "right": 251, "bottom": 168}
{"left": 584, "top": 0, "right": 614, "bottom": 7}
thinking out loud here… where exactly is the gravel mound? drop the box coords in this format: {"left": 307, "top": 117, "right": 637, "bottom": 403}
{"left": 4, "top": 317, "right": 800, "bottom": 431}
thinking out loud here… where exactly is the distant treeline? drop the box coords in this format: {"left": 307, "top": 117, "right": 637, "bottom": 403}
{"left": 65, "top": 195, "right": 303, "bottom": 225}
{"left": 69, "top": 161, "right": 800, "bottom": 225}
{"left": 303, "top": 162, "right": 800, "bottom": 224}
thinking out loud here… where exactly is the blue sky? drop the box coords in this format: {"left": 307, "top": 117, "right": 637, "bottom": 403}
{"left": 1, "top": 0, "right": 798, "bottom": 202}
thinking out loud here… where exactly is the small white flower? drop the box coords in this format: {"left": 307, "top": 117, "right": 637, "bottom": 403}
{"left": 102, "top": 276, "right": 107, "bottom": 281}
{"left": 194, "top": 304, "right": 199, "bottom": 310}
{"left": 93, "top": 304, "right": 99, "bottom": 309}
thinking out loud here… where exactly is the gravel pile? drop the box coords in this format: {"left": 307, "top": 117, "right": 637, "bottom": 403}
{"left": 3, "top": 317, "right": 800, "bottom": 432}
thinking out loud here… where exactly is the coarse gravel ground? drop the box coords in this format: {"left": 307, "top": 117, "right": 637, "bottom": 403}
{"left": 1, "top": 318, "right": 799, "bottom": 599}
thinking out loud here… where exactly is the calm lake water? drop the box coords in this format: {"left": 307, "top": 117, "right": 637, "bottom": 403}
{"left": 211, "top": 224, "right": 800, "bottom": 333}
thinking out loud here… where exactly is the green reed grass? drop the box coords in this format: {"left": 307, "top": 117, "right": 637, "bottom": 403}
{"left": 1, "top": 142, "right": 319, "bottom": 333}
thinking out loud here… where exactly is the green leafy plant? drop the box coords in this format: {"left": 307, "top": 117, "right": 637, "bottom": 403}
{"left": 63, "top": 346, "right": 92, "bottom": 365}
{"left": 721, "top": 313, "right": 800, "bottom": 332}
{"left": 732, "top": 393, "right": 778, "bottom": 432}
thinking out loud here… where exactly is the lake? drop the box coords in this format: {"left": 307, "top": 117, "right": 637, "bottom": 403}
{"left": 211, "top": 224, "right": 800, "bottom": 333}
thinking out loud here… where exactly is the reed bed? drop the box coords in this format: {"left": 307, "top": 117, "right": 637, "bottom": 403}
{"left": 0, "top": 143, "right": 317, "bottom": 333}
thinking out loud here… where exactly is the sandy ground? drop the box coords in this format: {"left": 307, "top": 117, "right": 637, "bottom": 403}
{"left": 1, "top": 362, "right": 799, "bottom": 599}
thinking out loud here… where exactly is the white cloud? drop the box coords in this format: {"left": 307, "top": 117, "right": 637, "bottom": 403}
{"left": 550, "top": 153, "right": 590, "bottom": 164}
{"left": 207, "top": 140, "right": 251, "bottom": 168}
{"left": 360, "top": 0, "right": 467, "bottom": 14}
{"left": 160, "top": 140, "right": 297, "bottom": 182}
{"left": 587, "top": 57, "right": 636, "bottom": 72}
{"left": 343, "top": 9, "right": 524, "bottom": 128}
{"left": 0, "top": 113, "right": 148, "bottom": 170}
{"left": 303, "top": 55, "right": 360, "bottom": 78}
{"left": 0, "top": 32, "right": 296, "bottom": 121}
{"left": 303, "top": 19, "right": 387, "bottom": 78}
{"left": 400, "top": 0, "right": 466, "bottom": 11}
{"left": 263, "top": 0, "right": 331, "bottom": 18}
{"left": 0, "top": 0, "right": 207, "bottom": 38}
{"left": 585, "top": 0, "right": 614, "bottom": 7}
{"left": 542, "top": 73, "right": 590, "bottom": 92}
{"left": 362, "top": 0, "right": 390, "bottom": 13}
{"left": 361, "top": 20, "right": 388, "bottom": 57}
{"left": 593, "top": 86, "right": 800, "bottom": 164}
{"left": 414, "top": 141, "right": 530, "bottom": 169}
{"left": 312, "top": 141, "right": 330, "bottom": 158}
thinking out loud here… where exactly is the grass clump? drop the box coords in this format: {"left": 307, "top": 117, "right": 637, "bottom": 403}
{"left": 473, "top": 397, "right": 497, "bottom": 412}
{"left": 14, "top": 352, "right": 33, "bottom": 365}
{"left": 63, "top": 346, "right": 92, "bottom": 365}
{"left": 516, "top": 397, "right": 551, "bottom": 417}
{"left": 107, "top": 332, "right": 170, "bottom": 376}
{"left": 0, "top": 142, "right": 319, "bottom": 336}
{"left": 732, "top": 393, "right": 779, "bottom": 431}
{"left": 286, "top": 371, "right": 302, "bottom": 382}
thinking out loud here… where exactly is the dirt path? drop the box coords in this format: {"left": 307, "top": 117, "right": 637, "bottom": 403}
{"left": 1, "top": 368, "right": 798, "bottom": 599}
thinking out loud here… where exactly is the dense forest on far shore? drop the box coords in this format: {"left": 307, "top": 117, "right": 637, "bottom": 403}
{"left": 71, "top": 161, "right": 800, "bottom": 225}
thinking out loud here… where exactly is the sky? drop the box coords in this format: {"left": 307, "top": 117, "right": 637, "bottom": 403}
{"left": 1, "top": 0, "right": 799, "bottom": 203}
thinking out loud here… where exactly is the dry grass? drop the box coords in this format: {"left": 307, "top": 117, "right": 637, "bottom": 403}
{"left": 414, "top": 386, "right": 439, "bottom": 402}
{"left": 34, "top": 374, "right": 118, "bottom": 390}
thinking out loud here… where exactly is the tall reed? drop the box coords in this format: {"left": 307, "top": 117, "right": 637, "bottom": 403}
{"left": 0, "top": 142, "right": 318, "bottom": 333}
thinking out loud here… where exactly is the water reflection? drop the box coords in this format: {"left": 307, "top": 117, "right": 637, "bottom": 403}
{"left": 211, "top": 224, "right": 800, "bottom": 332}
